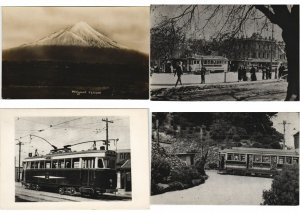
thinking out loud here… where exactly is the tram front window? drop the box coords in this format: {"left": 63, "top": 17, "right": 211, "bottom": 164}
{"left": 104, "top": 159, "right": 116, "bottom": 169}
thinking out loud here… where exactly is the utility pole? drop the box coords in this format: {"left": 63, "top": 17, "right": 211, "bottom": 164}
{"left": 102, "top": 118, "right": 113, "bottom": 150}
{"left": 15, "top": 139, "right": 24, "bottom": 182}
{"left": 156, "top": 119, "right": 160, "bottom": 145}
{"left": 279, "top": 120, "right": 291, "bottom": 150}
{"left": 270, "top": 23, "right": 274, "bottom": 76}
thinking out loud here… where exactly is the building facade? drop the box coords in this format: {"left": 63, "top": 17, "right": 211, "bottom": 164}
{"left": 116, "top": 149, "right": 131, "bottom": 191}
{"left": 225, "top": 33, "right": 287, "bottom": 71}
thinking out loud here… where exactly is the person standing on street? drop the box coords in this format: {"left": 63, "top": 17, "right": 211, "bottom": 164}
{"left": 200, "top": 64, "right": 206, "bottom": 84}
{"left": 262, "top": 65, "right": 266, "bottom": 80}
{"left": 238, "top": 65, "right": 243, "bottom": 82}
{"left": 174, "top": 61, "right": 183, "bottom": 87}
{"left": 250, "top": 65, "right": 257, "bottom": 81}
{"left": 278, "top": 63, "right": 285, "bottom": 78}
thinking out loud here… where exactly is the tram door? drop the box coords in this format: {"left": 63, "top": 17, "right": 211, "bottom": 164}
{"left": 247, "top": 154, "right": 253, "bottom": 169}
{"left": 270, "top": 156, "right": 277, "bottom": 170}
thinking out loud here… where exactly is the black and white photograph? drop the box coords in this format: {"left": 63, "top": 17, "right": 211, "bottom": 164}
{"left": 2, "top": 7, "right": 149, "bottom": 99}
{"left": 151, "top": 112, "right": 299, "bottom": 205}
{"left": 15, "top": 116, "right": 131, "bottom": 202}
{"left": 150, "top": 5, "right": 299, "bottom": 101}
{"left": 0, "top": 109, "right": 149, "bottom": 209}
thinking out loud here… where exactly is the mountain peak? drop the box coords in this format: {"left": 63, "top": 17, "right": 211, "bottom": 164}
{"left": 24, "top": 22, "right": 127, "bottom": 49}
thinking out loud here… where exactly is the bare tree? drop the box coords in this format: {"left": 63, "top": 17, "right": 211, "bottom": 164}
{"left": 152, "top": 5, "right": 299, "bottom": 101}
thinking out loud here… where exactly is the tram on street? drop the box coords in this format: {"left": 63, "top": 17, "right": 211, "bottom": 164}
{"left": 218, "top": 147, "right": 299, "bottom": 176}
{"left": 185, "top": 55, "right": 229, "bottom": 73}
{"left": 21, "top": 146, "right": 118, "bottom": 197}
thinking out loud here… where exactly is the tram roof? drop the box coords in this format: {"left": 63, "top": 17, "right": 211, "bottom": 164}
{"left": 185, "top": 55, "right": 228, "bottom": 60}
{"left": 219, "top": 147, "right": 299, "bottom": 156}
{"left": 24, "top": 149, "right": 116, "bottom": 161}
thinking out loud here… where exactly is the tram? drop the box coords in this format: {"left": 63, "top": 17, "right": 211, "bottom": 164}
{"left": 218, "top": 147, "right": 299, "bottom": 176}
{"left": 186, "top": 55, "right": 229, "bottom": 73}
{"left": 21, "top": 146, "right": 118, "bottom": 196}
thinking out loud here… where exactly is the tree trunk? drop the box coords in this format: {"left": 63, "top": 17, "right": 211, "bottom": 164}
{"left": 279, "top": 6, "right": 299, "bottom": 101}
{"left": 282, "top": 27, "right": 299, "bottom": 101}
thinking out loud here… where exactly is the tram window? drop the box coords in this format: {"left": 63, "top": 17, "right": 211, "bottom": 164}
{"left": 240, "top": 154, "right": 246, "bottom": 162}
{"left": 104, "top": 158, "right": 116, "bottom": 169}
{"left": 278, "top": 156, "right": 284, "bottom": 164}
{"left": 98, "top": 159, "right": 104, "bottom": 168}
{"left": 72, "top": 158, "right": 80, "bottom": 168}
{"left": 58, "top": 159, "right": 65, "bottom": 168}
{"left": 46, "top": 161, "right": 51, "bottom": 169}
{"left": 262, "top": 156, "right": 270, "bottom": 163}
{"left": 293, "top": 158, "right": 299, "bottom": 164}
{"left": 233, "top": 154, "right": 239, "bottom": 161}
{"left": 40, "top": 161, "right": 45, "bottom": 169}
{"left": 26, "top": 162, "right": 31, "bottom": 169}
{"left": 227, "top": 153, "right": 233, "bottom": 160}
{"left": 65, "top": 159, "right": 71, "bottom": 168}
{"left": 286, "top": 157, "right": 292, "bottom": 164}
{"left": 82, "top": 158, "right": 95, "bottom": 168}
{"left": 254, "top": 155, "right": 262, "bottom": 162}
{"left": 52, "top": 160, "right": 58, "bottom": 168}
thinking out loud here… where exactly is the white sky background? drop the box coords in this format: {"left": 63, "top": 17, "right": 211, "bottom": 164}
{"left": 15, "top": 116, "right": 130, "bottom": 163}
{"left": 151, "top": 5, "right": 283, "bottom": 41}
{"left": 2, "top": 7, "right": 149, "bottom": 54}
{"left": 272, "top": 112, "right": 299, "bottom": 148}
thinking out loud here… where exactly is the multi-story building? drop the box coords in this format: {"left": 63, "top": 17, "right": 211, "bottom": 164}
{"left": 224, "top": 33, "right": 287, "bottom": 71}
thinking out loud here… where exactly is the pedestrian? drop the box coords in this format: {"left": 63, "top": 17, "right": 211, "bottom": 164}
{"left": 242, "top": 66, "right": 247, "bottom": 81}
{"left": 278, "top": 63, "right": 285, "bottom": 78}
{"left": 238, "top": 66, "right": 243, "bottom": 82}
{"left": 250, "top": 65, "right": 257, "bottom": 81}
{"left": 266, "top": 65, "right": 271, "bottom": 79}
{"left": 174, "top": 62, "right": 183, "bottom": 87}
{"left": 200, "top": 65, "right": 206, "bottom": 84}
{"left": 262, "top": 65, "right": 266, "bottom": 80}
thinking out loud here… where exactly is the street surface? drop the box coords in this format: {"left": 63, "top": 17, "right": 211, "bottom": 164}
{"left": 151, "top": 73, "right": 287, "bottom": 101}
{"left": 15, "top": 182, "right": 131, "bottom": 202}
{"left": 151, "top": 170, "right": 272, "bottom": 205}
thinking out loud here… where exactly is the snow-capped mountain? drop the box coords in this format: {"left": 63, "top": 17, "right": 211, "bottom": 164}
{"left": 25, "top": 21, "right": 126, "bottom": 49}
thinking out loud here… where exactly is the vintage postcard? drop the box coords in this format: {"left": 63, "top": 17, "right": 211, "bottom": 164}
{"left": 151, "top": 112, "right": 299, "bottom": 205}
{"left": 150, "top": 5, "right": 299, "bottom": 101}
{"left": 2, "top": 7, "right": 149, "bottom": 99}
{"left": 0, "top": 109, "right": 149, "bottom": 209}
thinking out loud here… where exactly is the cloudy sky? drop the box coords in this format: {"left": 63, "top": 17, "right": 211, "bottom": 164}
{"left": 3, "top": 7, "right": 149, "bottom": 53}
{"left": 15, "top": 116, "right": 130, "bottom": 162}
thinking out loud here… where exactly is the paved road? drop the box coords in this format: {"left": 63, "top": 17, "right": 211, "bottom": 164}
{"left": 151, "top": 170, "right": 273, "bottom": 205}
{"left": 151, "top": 77, "right": 287, "bottom": 101}
{"left": 151, "top": 72, "right": 279, "bottom": 88}
{"left": 15, "top": 182, "right": 131, "bottom": 202}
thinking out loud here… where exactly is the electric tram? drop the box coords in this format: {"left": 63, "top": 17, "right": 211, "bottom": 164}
{"left": 218, "top": 147, "right": 299, "bottom": 176}
{"left": 21, "top": 140, "right": 118, "bottom": 197}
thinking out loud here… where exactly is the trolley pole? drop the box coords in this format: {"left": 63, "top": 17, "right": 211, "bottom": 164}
{"left": 102, "top": 118, "right": 113, "bottom": 150}
{"left": 16, "top": 139, "right": 24, "bottom": 182}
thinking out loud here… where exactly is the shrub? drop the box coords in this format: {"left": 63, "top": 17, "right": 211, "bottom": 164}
{"left": 262, "top": 164, "right": 299, "bottom": 205}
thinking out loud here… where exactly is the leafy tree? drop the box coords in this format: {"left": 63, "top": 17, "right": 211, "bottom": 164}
{"left": 152, "top": 5, "right": 299, "bottom": 100}
{"left": 262, "top": 165, "right": 299, "bottom": 205}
